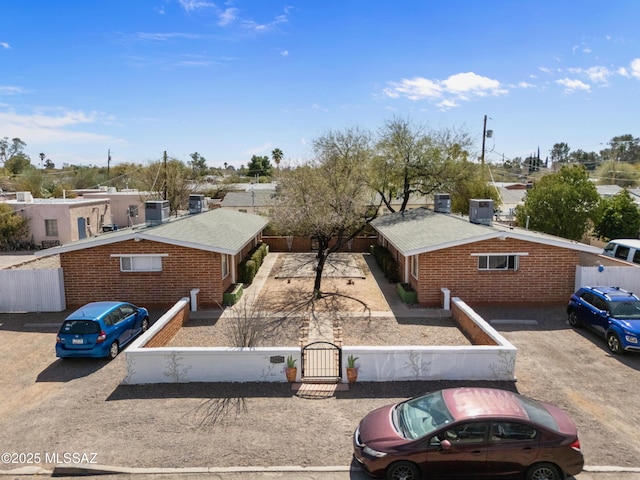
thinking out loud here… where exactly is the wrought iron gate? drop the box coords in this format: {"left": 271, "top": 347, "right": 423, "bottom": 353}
{"left": 302, "top": 341, "right": 341, "bottom": 380}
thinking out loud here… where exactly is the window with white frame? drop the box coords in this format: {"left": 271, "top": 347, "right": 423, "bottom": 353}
{"left": 112, "top": 254, "right": 166, "bottom": 272}
{"left": 411, "top": 255, "right": 419, "bottom": 279}
{"left": 476, "top": 254, "right": 520, "bottom": 271}
{"left": 222, "top": 253, "right": 229, "bottom": 278}
{"left": 44, "top": 219, "right": 59, "bottom": 237}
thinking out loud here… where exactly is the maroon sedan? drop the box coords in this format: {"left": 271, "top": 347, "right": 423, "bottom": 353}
{"left": 353, "top": 387, "right": 583, "bottom": 480}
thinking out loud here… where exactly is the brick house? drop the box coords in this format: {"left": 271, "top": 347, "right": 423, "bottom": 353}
{"left": 35, "top": 208, "right": 268, "bottom": 309}
{"left": 370, "top": 207, "right": 603, "bottom": 306}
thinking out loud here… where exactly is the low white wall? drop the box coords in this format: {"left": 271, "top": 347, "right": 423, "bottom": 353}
{"left": 341, "top": 345, "right": 515, "bottom": 382}
{"left": 124, "top": 298, "right": 517, "bottom": 384}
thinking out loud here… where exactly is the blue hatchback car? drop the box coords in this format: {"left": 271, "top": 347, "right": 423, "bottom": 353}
{"left": 56, "top": 301, "right": 150, "bottom": 359}
{"left": 567, "top": 286, "right": 640, "bottom": 354}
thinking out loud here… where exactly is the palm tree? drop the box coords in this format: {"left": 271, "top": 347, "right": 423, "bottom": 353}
{"left": 271, "top": 148, "right": 283, "bottom": 168}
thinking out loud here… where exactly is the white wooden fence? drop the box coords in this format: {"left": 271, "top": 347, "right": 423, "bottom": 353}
{"left": 575, "top": 265, "right": 640, "bottom": 294}
{"left": 0, "top": 269, "right": 66, "bottom": 312}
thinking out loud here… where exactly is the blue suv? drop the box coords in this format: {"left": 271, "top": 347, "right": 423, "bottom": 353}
{"left": 567, "top": 286, "right": 640, "bottom": 354}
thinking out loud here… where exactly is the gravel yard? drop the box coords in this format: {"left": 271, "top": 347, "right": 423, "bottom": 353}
{"left": 169, "top": 252, "right": 469, "bottom": 348}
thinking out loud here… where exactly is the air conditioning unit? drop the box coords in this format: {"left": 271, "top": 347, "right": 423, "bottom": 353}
{"left": 469, "top": 199, "right": 494, "bottom": 226}
{"left": 145, "top": 200, "right": 170, "bottom": 226}
{"left": 433, "top": 193, "right": 451, "bottom": 213}
{"left": 16, "top": 191, "right": 33, "bottom": 203}
{"left": 188, "top": 194, "right": 205, "bottom": 214}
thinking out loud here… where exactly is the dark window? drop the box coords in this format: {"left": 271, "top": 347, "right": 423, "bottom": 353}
{"left": 61, "top": 320, "right": 100, "bottom": 334}
{"left": 440, "top": 422, "right": 488, "bottom": 444}
{"left": 615, "top": 246, "right": 630, "bottom": 260}
{"left": 491, "top": 422, "right": 537, "bottom": 441}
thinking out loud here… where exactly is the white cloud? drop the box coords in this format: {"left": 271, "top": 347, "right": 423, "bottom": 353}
{"left": 383, "top": 72, "right": 506, "bottom": 107}
{"left": 568, "top": 66, "right": 612, "bottom": 84}
{"left": 0, "top": 42, "right": 10, "bottom": 49}
{"left": 218, "top": 7, "right": 238, "bottom": 26}
{"left": 311, "top": 103, "right": 328, "bottom": 112}
{"left": 242, "top": 142, "right": 273, "bottom": 156}
{"left": 630, "top": 58, "right": 640, "bottom": 79}
{"left": 556, "top": 78, "right": 590, "bottom": 93}
{"left": 0, "top": 109, "right": 115, "bottom": 145}
{"left": 178, "top": 0, "right": 216, "bottom": 12}
{"left": 0, "top": 86, "right": 26, "bottom": 95}
{"left": 280, "top": 49, "right": 289, "bottom": 57}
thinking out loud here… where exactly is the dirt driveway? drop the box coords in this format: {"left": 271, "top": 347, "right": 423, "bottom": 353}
{"left": 1, "top": 254, "right": 640, "bottom": 474}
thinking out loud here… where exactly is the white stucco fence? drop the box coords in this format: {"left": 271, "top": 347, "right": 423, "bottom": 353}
{"left": 123, "top": 297, "right": 517, "bottom": 385}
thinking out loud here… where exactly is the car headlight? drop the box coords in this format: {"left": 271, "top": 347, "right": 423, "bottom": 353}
{"left": 624, "top": 334, "right": 638, "bottom": 344}
{"left": 363, "top": 445, "right": 387, "bottom": 458}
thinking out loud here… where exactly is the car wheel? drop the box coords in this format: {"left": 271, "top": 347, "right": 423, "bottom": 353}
{"left": 526, "top": 462, "right": 561, "bottom": 480}
{"left": 607, "top": 332, "right": 623, "bottom": 355}
{"left": 141, "top": 317, "right": 149, "bottom": 333}
{"left": 108, "top": 341, "right": 119, "bottom": 360}
{"left": 568, "top": 310, "right": 580, "bottom": 328}
{"left": 385, "top": 461, "right": 420, "bottom": 480}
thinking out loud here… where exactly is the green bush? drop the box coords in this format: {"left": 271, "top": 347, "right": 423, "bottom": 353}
{"left": 238, "top": 243, "right": 269, "bottom": 284}
{"left": 372, "top": 245, "right": 399, "bottom": 283}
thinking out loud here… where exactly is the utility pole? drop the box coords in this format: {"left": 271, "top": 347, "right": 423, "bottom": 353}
{"left": 481, "top": 115, "right": 487, "bottom": 167}
{"left": 163, "top": 151, "right": 168, "bottom": 201}
{"left": 107, "top": 149, "right": 111, "bottom": 180}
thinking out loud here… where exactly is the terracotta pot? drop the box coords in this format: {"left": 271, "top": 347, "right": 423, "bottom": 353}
{"left": 346, "top": 367, "right": 358, "bottom": 384}
{"left": 285, "top": 367, "right": 297, "bottom": 383}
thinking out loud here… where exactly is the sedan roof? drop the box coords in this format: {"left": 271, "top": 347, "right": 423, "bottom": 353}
{"left": 443, "top": 387, "right": 529, "bottom": 421}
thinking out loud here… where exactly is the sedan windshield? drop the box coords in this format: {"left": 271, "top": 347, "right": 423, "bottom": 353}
{"left": 393, "top": 391, "right": 454, "bottom": 440}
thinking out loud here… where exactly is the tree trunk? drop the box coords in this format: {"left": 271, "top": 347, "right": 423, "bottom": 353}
{"left": 313, "top": 246, "right": 329, "bottom": 299}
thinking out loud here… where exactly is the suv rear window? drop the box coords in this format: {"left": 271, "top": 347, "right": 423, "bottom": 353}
{"left": 61, "top": 320, "right": 101, "bottom": 334}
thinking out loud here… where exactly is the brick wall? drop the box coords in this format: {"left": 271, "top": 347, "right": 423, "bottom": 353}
{"left": 61, "top": 240, "right": 229, "bottom": 309}
{"left": 451, "top": 301, "right": 497, "bottom": 345}
{"left": 262, "top": 236, "right": 376, "bottom": 253}
{"left": 415, "top": 238, "right": 579, "bottom": 306}
{"left": 144, "top": 302, "right": 190, "bottom": 347}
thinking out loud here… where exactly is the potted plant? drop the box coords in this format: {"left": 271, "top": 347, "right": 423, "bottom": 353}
{"left": 285, "top": 355, "right": 297, "bottom": 383}
{"left": 346, "top": 354, "right": 359, "bottom": 384}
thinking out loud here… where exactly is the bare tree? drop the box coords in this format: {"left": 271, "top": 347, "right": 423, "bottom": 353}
{"left": 271, "top": 127, "right": 378, "bottom": 298}
{"left": 370, "top": 117, "right": 476, "bottom": 212}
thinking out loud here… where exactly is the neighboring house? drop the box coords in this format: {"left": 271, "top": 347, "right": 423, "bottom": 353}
{"left": 370, "top": 207, "right": 603, "bottom": 306}
{"left": 35, "top": 208, "right": 268, "bottom": 309}
{"left": 220, "top": 188, "right": 275, "bottom": 215}
{"left": 3, "top": 192, "right": 112, "bottom": 248}
{"left": 77, "top": 188, "right": 151, "bottom": 228}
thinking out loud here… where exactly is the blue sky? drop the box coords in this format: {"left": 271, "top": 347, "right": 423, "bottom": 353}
{"left": 1, "top": 1, "right": 639, "bottom": 170}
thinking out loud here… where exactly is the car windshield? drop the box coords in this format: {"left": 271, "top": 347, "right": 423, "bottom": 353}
{"left": 518, "top": 395, "right": 558, "bottom": 431}
{"left": 61, "top": 320, "right": 101, "bottom": 335}
{"left": 393, "top": 391, "right": 454, "bottom": 440}
{"left": 609, "top": 300, "right": 640, "bottom": 319}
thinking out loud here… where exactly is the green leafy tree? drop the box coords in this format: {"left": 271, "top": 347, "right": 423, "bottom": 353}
{"left": 135, "top": 157, "right": 192, "bottom": 216}
{"left": 0, "top": 137, "right": 27, "bottom": 166}
{"left": 450, "top": 163, "right": 501, "bottom": 215}
{"left": 371, "top": 117, "right": 475, "bottom": 213}
{"left": 247, "top": 155, "right": 273, "bottom": 179}
{"left": 0, "top": 203, "right": 30, "bottom": 250}
{"left": 593, "top": 189, "right": 640, "bottom": 241}
{"left": 5, "top": 153, "right": 32, "bottom": 175}
{"left": 189, "top": 152, "right": 208, "bottom": 178}
{"left": 595, "top": 160, "right": 639, "bottom": 187}
{"left": 272, "top": 127, "right": 377, "bottom": 298}
{"left": 550, "top": 142, "right": 570, "bottom": 166}
{"left": 515, "top": 165, "right": 600, "bottom": 241}
{"left": 568, "top": 149, "right": 601, "bottom": 171}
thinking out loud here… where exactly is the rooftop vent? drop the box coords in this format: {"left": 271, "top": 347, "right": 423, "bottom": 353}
{"left": 145, "top": 200, "right": 170, "bottom": 226}
{"left": 188, "top": 194, "right": 205, "bottom": 214}
{"left": 469, "top": 199, "right": 494, "bottom": 226}
{"left": 433, "top": 193, "right": 451, "bottom": 213}
{"left": 16, "top": 191, "right": 33, "bottom": 203}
